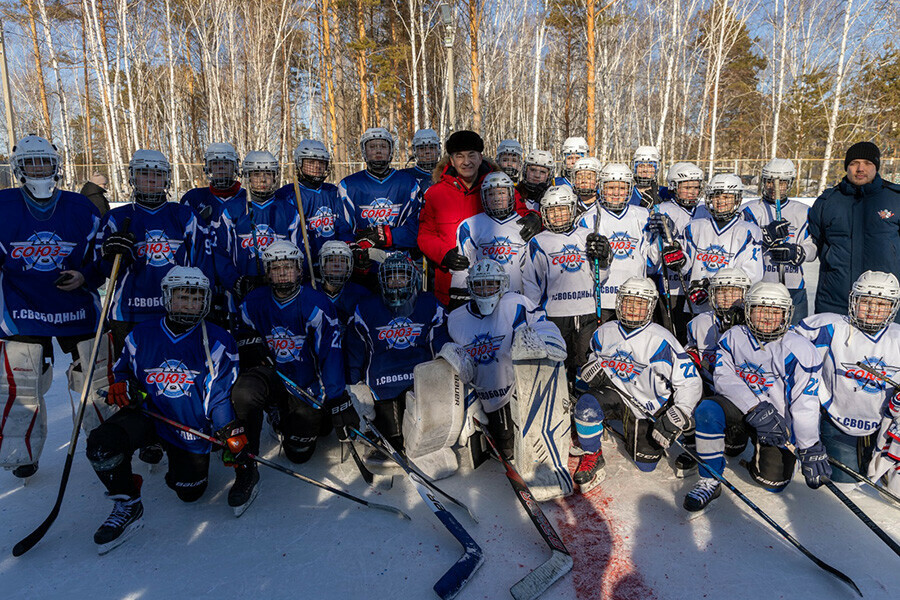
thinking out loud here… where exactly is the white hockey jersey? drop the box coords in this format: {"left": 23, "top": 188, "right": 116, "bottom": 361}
{"left": 447, "top": 292, "right": 564, "bottom": 413}
{"left": 795, "top": 313, "right": 900, "bottom": 437}
{"left": 682, "top": 216, "right": 764, "bottom": 313}
{"left": 522, "top": 228, "right": 609, "bottom": 317}
{"left": 742, "top": 198, "right": 817, "bottom": 290}
{"left": 588, "top": 321, "right": 702, "bottom": 418}
{"left": 686, "top": 311, "right": 724, "bottom": 391}
{"left": 715, "top": 326, "right": 822, "bottom": 449}
{"left": 454, "top": 212, "right": 528, "bottom": 294}
{"left": 655, "top": 200, "right": 711, "bottom": 296}
{"left": 576, "top": 204, "right": 657, "bottom": 310}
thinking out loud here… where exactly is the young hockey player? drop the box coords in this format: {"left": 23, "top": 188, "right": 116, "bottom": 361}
{"left": 179, "top": 142, "right": 246, "bottom": 227}
{"left": 571, "top": 157, "right": 603, "bottom": 216}
{"left": 795, "top": 271, "right": 900, "bottom": 488}
{"left": 347, "top": 252, "right": 449, "bottom": 457}
{"left": 0, "top": 135, "right": 105, "bottom": 479}
{"left": 496, "top": 139, "right": 524, "bottom": 182}
{"left": 231, "top": 241, "right": 353, "bottom": 490}
{"left": 742, "top": 159, "right": 816, "bottom": 322}
{"left": 402, "top": 128, "right": 442, "bottom": 193}
{"left": 516, "top": 149, "right": 555, "bottom": 212}
{"left": 573, "top": 277, "right": 702, "bottom": 491}
{"left": 85, "top": 266, "right": 242, "bottom": 552}
{"left": 318, "top": 240, "right": 372, "bottom": 323}
{"left": 554, "top": 136, "right": 589, "bottom": 187}
{"left": 686, "top": 282, "right": 827, "bottom": 512}
{"left": 630, "top": 145, "right": 665, "bottom": 208}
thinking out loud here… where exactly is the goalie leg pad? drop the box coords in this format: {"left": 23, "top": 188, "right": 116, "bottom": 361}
{"left": 68, "top": 333, "right": 118, "bottom": 433}
{"left": 403, "top": 359, "right": 465, "bottom": 465}
{"left": 0, "top": 341, "right": 50, "bottom": 468}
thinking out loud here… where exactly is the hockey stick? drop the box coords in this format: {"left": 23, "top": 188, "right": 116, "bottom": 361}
{"left": 13, "top": 218, "right": 131, "bottom": 557}
{"left": 829, "top": 456, "right": 900, "bottom": 507}
{"left": 272, "top": 370, "right": 375, "bottom": 486}
{"left": 652, "top": 205, "right": 676, "bottom": 335}
{"left": 142, "top": 409, "right": 408, "bottom": 519}
{"left": 475, "top": 419, "right": 573, "bottom": 600}
{"left": 660, "top": 216, "right": 698, "bottom": 316}
{"left": 615, "top": 395, "right": 862, "bottom": 597}
{"left": 361, "top": 418, "right": 483, "bottom": 600}
{"left": 290, "top": 163, "right": 318, "bottom": 290}
{"left": 592, "top": 200, "right": 603, "bottom": 324}
{"left": 351, "top": 425, "right": 478, "bottom": 523}
{"left": 774, "top": 197, "right": 786, "bottom": 285}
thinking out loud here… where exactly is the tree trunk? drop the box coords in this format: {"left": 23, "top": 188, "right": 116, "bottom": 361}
{"left": 585, "top": 0, "right": 597, "bottom": 151}
{"left": 818, "top": 0, "right": 853, "bottom": 195}
{"left": 24, "top": 0, "right": 53, "bottom": 138}
{"left": 468, "top": 0, "right": 481, "bottom": 131}
{"left": 356, "top": 2, "right": 369, "bottom": 131}
{"left": 35, "top": 0, "right": 73, "bottom": 183}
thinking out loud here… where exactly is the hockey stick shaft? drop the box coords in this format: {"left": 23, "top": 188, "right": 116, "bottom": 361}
{"left": 13, "top": 218, "right": 131, "bottom": 558}
{"left": 290, "top": 166, "right": 318, "bottom": 290}
{"left": 142, "top": 409, "right": 408, "bottom": 519}
{"left": 593, "top": 201, "right": 602, "bottom": 323}
{"left": 661, "top": 217, "right": 697, "bottom": 316}
{"left": 774, "top": 198, "right": 786, "bottom": 285}
{"left": 829, "top": 456, "right": 900, "bottom": 507}
{"left": 652, "top": 205, "right": 676, "bottom": 335}
{"left": 854, "top": 361, "right": 900, "bottom": 389}
{"left": 824, "top": 480, "right": 900, "bottom": 559}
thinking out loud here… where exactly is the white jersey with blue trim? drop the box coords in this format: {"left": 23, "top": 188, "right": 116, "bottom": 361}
{"left": 522, "top": 228, "right": 608, "bottom": 317}
{"left": 795, "top": 313, "right": 900, "bottom": 437}
{"left": 455, "top": 212, "right": 528, "bottom": 294}
{"left": 686, "top": 311, "right": 724, "bottom": 391}
{"left": 741, "top": 198, "right": 817, "bottom": 290}
{"left": 588, "top": 320, "right": 702, "bottom": 418}
{"left": 682, "top": 216, "right": 764, "bottom": 313}
{"left": 337, "top": 168, "right": 421, "bottom": 250}
{"left": 715, "top": 325, "right": 822, "bottom": 449}
{"left": 576, "top": 204, "right": 657, "bottom": 310}
{"left": 655, "top": 200, "right": 711, "bottom": 296}
{"left": 448, "top": 292, "right": 564, "bottom": 413}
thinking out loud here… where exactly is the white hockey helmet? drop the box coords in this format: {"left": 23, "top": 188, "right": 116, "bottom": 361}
{"left": 571, "top": 157, "right": 602, "bottom": 197}
{"left": 411, "top": 128, "right": 441, "bottom": 171}
{"left": 294, "top": 139, "right": 331, "bottom": 185}
{"left": 849, "top": 270, "right": 900, "bottom": 333}
{"left": 262, "top": 240, "right": 304, "bottom": 295}
{"left": 599, "top": 162, "right": 634, "bottom": 212}
{"left": 521, "top": 149, "right": 555, "bottom": 195}
{"left": 11, "top": 134, "right": 61, "bottom": 201}
{"left": 561, "top": 136, "right": 590, "bottom": 180}
{"left": 360, "top": 127, "right": 394, "bottom": 173}
{"left": 665, "top": 162, "right": 705, "bottom": 208}
{"left": 242, "top": 150, "right": 280, "bottom": 201}
{"left": 760, "top": 158, "right": 796, "bottom": 204}
{"left": 412, "top": 128, "right": 441, "bottom": 149}
{"left": 496, "top": 139, "right": 524, "bottom": 181}
{"left": 540, "top": 185, "right": 578, "bottom": 233}
{"left": 319, "top": 240, "right": 354, "bottom": 289}
{"left": 467, "top": 258, "right": 510, "bottom": 316}
{"left": 480, "top": 171, "right": 517, "bottom": 220}
{"left": 632, "top": 145, "right": 661, "bottom": 187}
{"left": 161, "top": 266, "right": 211, "bottom": 326}
{"left": 744, "top": 282, "right": 793, "bottom": 341}
{"left": 710, "top": 267, "right": 752, "bottom": 318}
{"left": 706, "top": 174, "right": 743, "bottom": 221}
{"left": 378, "top": 251, "right": 420, "bottom": 312}
{"left": 203, "top": 142, "right": 240, "bottom": 189}
{"left": 129, "top": 149, "right": 171, "bottom": 207}
{"left": 616, "top": 276, "right": 658, "bottom": 329}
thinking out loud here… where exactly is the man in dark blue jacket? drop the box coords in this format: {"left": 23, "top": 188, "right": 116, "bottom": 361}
{"left": 809, "top": 141, "right": 900, "bottom": 315}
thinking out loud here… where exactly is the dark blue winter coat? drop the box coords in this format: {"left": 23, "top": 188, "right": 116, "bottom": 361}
{"left": 808, "top": 174, "right": 900, "bottom": 315}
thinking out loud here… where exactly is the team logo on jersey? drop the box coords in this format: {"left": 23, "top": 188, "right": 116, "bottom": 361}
{"left": 735, "top": 361, "right": 774, "bottom": 395}
{"left": 238, "top": 224, "right": 279, "bottom": 256}
{"left": 480, "top": 237, "right": 522, "bottom": 265}
{"left": 10, "top": 231, "right": 76, "bottom": 272}
{"left": 878, "top": 210, "right": 894, "bottom": 220}
{"left": 145, "top": 359, "right": 201, "bottom": 398}
{"left": 465, "top": 334, "right": 505, "bottom": 365}
{"left": 359, "top": 198, "right": 401, "bottom": 225}
{"left": 309, "top": 206, "right": 335, "bottom": 237}
{"left": 376, "top": 317, "right": 424, "bottom": 350}
{"left": 841, "top": 357, "right": 899, "bottom": 394}
{"left": 549, "top": 244, "right": 585, "bottom": 272}
{"left": 599, "top": 350, "right": 647, "bottom": 383}
{"left": 608, "top": 232, "right": 638, "bottom": 260}
{"left": 266, "top": 326, "right": 306, "bottom": 362}
{"left": 135, "top": 229, "right": 181, "bottom": 267}
{"left": 696, "top": 244, "right": 734, "bottom": 273}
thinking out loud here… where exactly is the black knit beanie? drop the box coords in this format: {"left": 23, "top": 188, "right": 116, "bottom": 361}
{"left": 844, "top": 141, "right": 880, "bottom": 172}
{"left": 445, "top": 130, "right": 484, "bottom": 155}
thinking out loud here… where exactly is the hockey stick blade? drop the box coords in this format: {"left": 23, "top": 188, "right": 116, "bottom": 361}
{"left": 347, "top": 441, "right": 375, "bottom": 486}
{"left": 511, "top": 550, "right": 574, "bottom": 600}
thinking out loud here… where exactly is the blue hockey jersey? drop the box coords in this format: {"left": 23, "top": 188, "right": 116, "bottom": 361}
{"left": 338, "top": 169, "right": 421, "bottom": 249}
{"left": 0, "top": 188, "right": 102, "bottom": 337}
{"left": 275, "top": 182, "right": 353, "bottom": 268}
{"left": 180, "top": 185, "right": 248, "bottom": 250}
{"left": 401, "top": 166, "right": 434, "bottom": 195}
{"left": 115, "top": 318, "right": 239, "bottom": 454}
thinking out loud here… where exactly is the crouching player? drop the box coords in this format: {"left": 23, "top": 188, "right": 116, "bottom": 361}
{"left": 573, "top": 277, "right": 701, "bottom": 492}
{"left": 85, "top": 267, "right": 242, "bottom": 553}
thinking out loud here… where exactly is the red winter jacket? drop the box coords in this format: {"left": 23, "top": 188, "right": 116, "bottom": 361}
{"left": 418, "top": 156, "right": 532, "bottom": 305}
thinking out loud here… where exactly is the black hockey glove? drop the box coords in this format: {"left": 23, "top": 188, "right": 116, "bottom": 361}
{"left": 585, "top": 233, "right": 612, "bottom": 268}
{"left": 768, "top": 242, "right": 805, "bottom": 266}
{"left": 797, "top": 441, "right": 831, "bottom": 489}
{"left": 102, "top": 231, "right": 136, "bottom": 266}
{"left": 651, "top": 405, "right": 694, "bottom": 449}
{"left": 330, "top": 391, "right": 360, "bottom": 441}
{"left": 232, "top": 275, "right": 265, "bottom": 302}
{"left": 647, "top": 212, "right": 674, "bottom": 237}
{"left": 687, "top": 278, "right": 710, "bottom": 306}
{"left": 661, "top": 241, "right": 686, "bottom": 272}
{"left": 356, "top": 224, "right": 392, "bottom": 250}
{"left": 516, "top": 211, "right": 543, "bottom": 242}
{"left": 441, "top": 248, "right": 470, "bottom": 271}
{"left": 745, "top": 401, "right": 790, "bottom": 447}
{"left": 762, "top": 218, "right": 791, "bottom": 247}
{"left": 216, "top": 420, "right": 251, "bottom": 466}
{"left": 351, "top": 243, "right": 372, "bottom": 274}
{"left": 580, "top": 357, "right": 610, "bottom": 390}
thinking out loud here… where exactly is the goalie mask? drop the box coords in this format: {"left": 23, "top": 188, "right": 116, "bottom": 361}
{"left": 572, "top": 157, "right": 602, "bottom": 199}
{"left": 294, "top": 139, "right": 331, "bottom": 187}
{"left": 561, "top": 136, "right": 589, "bottom": 180}
{"left": 378, "top": 251, "right": 420, "bottom": 314}
{"left": 129, "top": 149, "right": 171, "bottom": 208}
{"left": 412, "top": 128, "right": 441, "bottom": 172}
{"left": 481, "top": 172, "right": 517, "bottom": 220}
{"left": 599, "top": 163, "right": 634, "bottom": 213}
{"left": 262, "top": 240, "right": 304, "bottom": 297}
{"left": 745, "top": 282, "right": 793, "bottom": 342}
{"left": 849, "top": 270, "right": 900, "bottom": 334}
{"left": 467, "top": 258, "right": 510, "bottom": 316}
{"left": 632, "top": 145, "right": 661, "bottom": 188}
{"left": 521, "top": 149, "right": 555, "bottom": 196}
{"left": 161, "top": 266, "right": 211, "bottom": 327}
{"left": 11, "top": 135, "right": 61, "bottom": 201}
{"left": 760, "top": 158, "right": 796, "bottom": 205}
{"left": 616, "top": 277, "right": 658, "bottom": 330}
{"left": 242, "top": 151, "right": 280, "bottom": 202}
{"left": 496, "top": 139, "right": 524, "bottom": 182}
{"left": 706, "top": 174, "right": 743, "bottom": 222}
{"left": 204, "top": 142, "right": 240, "bottom": 190}
{"left": 319, "top": 240, "right": 353, "bottom": 290}
{"left": 361, "top": 127, "right": 394, "bottom": 176}
{"left": 540, "top": 185, "right": 578, "bottom": 234}
{"left": 666, "top": 162, "right": 704, "bottom": 210}
{"left": 710, "top": 267, "right": 751, "bottom": 327}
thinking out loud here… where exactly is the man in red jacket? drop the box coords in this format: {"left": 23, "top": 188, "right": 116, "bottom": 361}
{"left": 418, "top": 130, "right": 541, "bottom": 307}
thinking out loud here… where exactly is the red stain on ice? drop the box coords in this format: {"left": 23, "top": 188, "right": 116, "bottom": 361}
{"left": 556, "top": 457, "right": 657, "bottom": 600}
